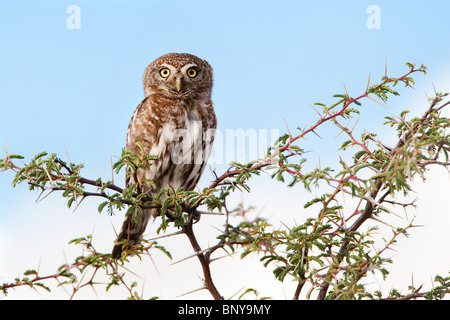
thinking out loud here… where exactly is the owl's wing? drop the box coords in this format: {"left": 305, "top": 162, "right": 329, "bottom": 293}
{"left": 124, "top": 95, "right": 175, "bottom": 194}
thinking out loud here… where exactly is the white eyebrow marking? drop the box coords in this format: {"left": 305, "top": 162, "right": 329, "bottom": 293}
{"left": 181, "top": 63, "right": 198, "bottom": 72}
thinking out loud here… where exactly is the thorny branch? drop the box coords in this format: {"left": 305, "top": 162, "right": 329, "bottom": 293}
{"left": 2, "top": 62, "right": 450, "bottom": 300}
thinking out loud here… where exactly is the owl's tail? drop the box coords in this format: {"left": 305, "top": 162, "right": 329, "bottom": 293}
{"left": 111, "top": 208, "right": 156, "bottom": 259}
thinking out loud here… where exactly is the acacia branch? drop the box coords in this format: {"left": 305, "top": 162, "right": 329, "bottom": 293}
{"left": 4, "top": 62, "right": 450, "bottom": 300}
{"left": 182, "top": 211, "right": 224, "bottom": 300}
{"left": 316, "top": 94, "right": 450, "bottom": 300}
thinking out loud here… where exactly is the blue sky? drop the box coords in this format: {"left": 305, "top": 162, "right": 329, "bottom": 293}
{"left": 1, "top": 1, "right": 450, "bottom": 299}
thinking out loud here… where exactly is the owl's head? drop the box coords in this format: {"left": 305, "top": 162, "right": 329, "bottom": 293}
{"left": 143, "top": 53, "right": 213, "bottom": 99}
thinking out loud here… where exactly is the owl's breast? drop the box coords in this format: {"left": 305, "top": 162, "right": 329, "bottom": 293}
{"left": 126, "top": 95, "right": 215, "bottom": 192}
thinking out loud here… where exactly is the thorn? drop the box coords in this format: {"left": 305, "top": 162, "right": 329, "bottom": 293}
{"left": 35, "top": 188, "right": 46, "bottom": 202}
{"left": 175, "top": 286, "right": 207, "bottom": 298}
{"left": 64, "top": 146, "right": 72, "bottom": 165}
{"left": 110, "top": 220, "right": 118, "bottom": 237}
{"left": 311, "top": 104, "right": 322, "bottom": 117}
{"left": 110, "top": 156, "right": 115, "bottom": 185}
{"left": 145, "top": 252, "right": 162, "bottom": 280}
{"left": 208, "top": 164, "right": 219, "bottom": 181}
{"left": 365, "top": 73, "right": 371, "bottom": 93}
{"left": 369, "top": 216, "right": 395, "bottom": 229}
{"left": 72, "top": 195, "right": 86, "bottom": 213}
{"left": 335, "top": 118, "right": 352, "bottom": 138}
{"left": 284, "top": 119, "right": 293, "bottom": 143}
{"left": 194, "top": 210, "right": 224, "bottom": 216}
{"left": 366, "top": 94, "right": 387, "bottom": 108}
{"left": 90, "top": 281, "right": 100, "bottom": 299}
{"left": 385, "top": 59, "right": 388, "bottom": 78}
{"left": 209, "top": 253, "right": 235, "bottom": 263}
{"left": 171, "top": 242, "right": 227, "bottom": 266}
{"left": 43, "top": 166, "right": 54, "bottom": 186}
{"left": 279, "top": 220, "right": 291, "bottom": 231}
{"left": 170, "top": 250, "right": 206, "bottom": 265}
{"left": 36, "top": 189, "right": 54, "bottom": 204}
{"left": 148, "top": 229, "right": 184, "bottom": 241}
{"left": 343, "top": 83, "right": 349, "bottom": 100}
{"left": 228, "top": 286, "right": 247, "bottom": 300}
{"left": 349, "top": 117, "right": 360, "bottom": 133}
{"left": 117, "top": 263, "right": 143, "bottom": 280}
{"left": 210, "top": 224, "right": 225, "bottom": 234}
{"left": 310, "top": 128, "right": 322, "bottom": 139}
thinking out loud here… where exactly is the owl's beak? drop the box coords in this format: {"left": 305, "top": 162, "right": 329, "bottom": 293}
{"left": 174, "top": 77, "right": 183, "bottom": 92}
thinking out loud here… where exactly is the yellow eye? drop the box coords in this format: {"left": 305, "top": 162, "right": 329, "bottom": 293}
{"left": 160, "top": 68, "right": 171, "bottom": 78}
{"left": 187, "top": 67, "right": 198, "bottom": 78}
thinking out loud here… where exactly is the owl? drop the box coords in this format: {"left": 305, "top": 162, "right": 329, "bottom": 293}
{"left": 111, "top": 53, "right": 217, "bottom": 259}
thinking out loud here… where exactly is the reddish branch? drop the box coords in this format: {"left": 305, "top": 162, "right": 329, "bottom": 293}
{"left": 2, "top": 63, "right": 438, "bottom": 300}
{"left": 183, "top": 212, "right": 224, "bottom": 300}
{"left": 316, "top": 86, "right": 445, "bottom": 300}
{"left": 209, "top": 65, "right": 421, "bottom": 190}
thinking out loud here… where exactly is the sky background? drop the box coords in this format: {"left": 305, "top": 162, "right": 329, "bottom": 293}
{"left": 1, "top": 0, "right": 450, "bottom": 299}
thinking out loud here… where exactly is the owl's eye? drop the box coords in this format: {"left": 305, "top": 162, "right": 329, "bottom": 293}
{"left": 186, "top": 67, "right": 198, "bottom": 78}
{"left": 160, "top": 68, "right": 171, "bottom": 78}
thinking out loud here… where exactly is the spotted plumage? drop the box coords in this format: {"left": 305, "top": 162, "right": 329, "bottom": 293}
{"left": 111, "top": 53, "right": 216, "bottom": 259}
